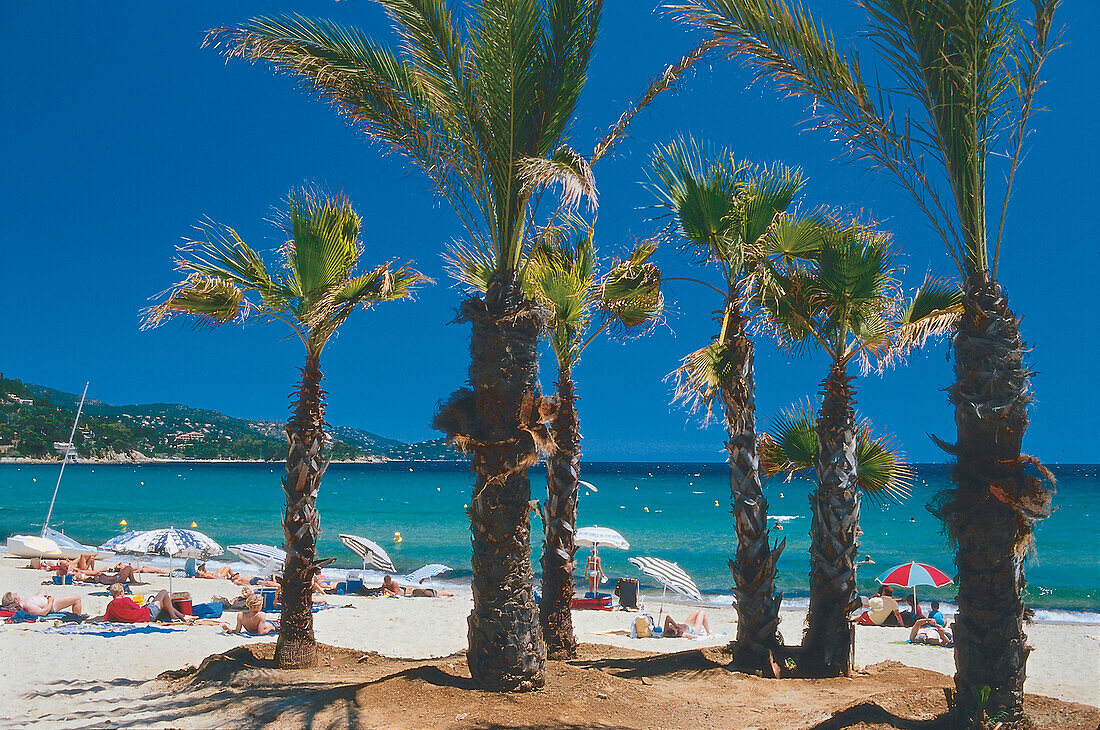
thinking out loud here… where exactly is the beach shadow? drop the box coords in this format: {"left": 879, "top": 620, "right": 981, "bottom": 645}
{"left": 569, "top": 648, "right": 721, "bottom": 680}
{"left": 805, "top": 702, "right": 949, "bottom": 730}
{"left": 379, "top": 664, "right": 477, "bottom": 690}
{"left": 467, "top": 724, "right": 633, "bottom": 730}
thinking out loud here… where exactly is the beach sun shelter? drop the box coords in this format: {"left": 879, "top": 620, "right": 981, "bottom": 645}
{"left": 576, "top": 526, "right": 629, "bottom": 596}
{"left": 628, "top": 555, "right": 702, "bottom": 620}
{"left": 339, "top": 534, "right": 396, "bottom": 573}
{"left": 875, "top": 561, "right": 953, "bottom": 608}
{"left": 102, "top": 527, "right": 223, "bottom": 594}
{"left": 228, "top": 543, "right": 287, "bottom": 578}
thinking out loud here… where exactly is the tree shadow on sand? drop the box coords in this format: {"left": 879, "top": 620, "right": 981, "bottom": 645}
{"left": 568, "top": 647, "right": 726, "bottom": 681}
{"left": 804, "top": 702, "right": 949, "bottom": 730}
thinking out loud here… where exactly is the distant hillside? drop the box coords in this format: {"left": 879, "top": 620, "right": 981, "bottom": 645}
{"left": 0, "top": 375, "right": 461, "bottom": 462}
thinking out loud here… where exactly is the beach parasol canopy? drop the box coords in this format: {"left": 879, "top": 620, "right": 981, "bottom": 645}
{"left": 102, "top": 527, "right": 223, "bottom": 594}
{"left": 229, "top": 543, "right": 286, "bottom": 577}
{"left": 876, "top": 561, "right": 953, "bottom": 608}
{"left": 405, "top": 563, "right": 453, "bottom": 585}
{"left": 98, "top": 530, "right": 148, "bottom": 553}
{"left": 575, "top": 526, "right": 629, "bottom": 550}
{"left": 628, "top": 556, "right": 702, "bottom": 619}
{"left": 339, "top": 534, "right": 396, "bottom": 573}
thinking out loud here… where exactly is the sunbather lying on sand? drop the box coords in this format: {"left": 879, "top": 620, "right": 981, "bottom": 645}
{"left": 909, "top": 617, "right": 953, "bottom": 646}
{"left": 381, "top": 575, "right": 454, "bottom": 598}
{"left": 2, "top": 589, "right": 83, "bottom": 617}
{"left": 112, "top": 562, "right": 169, "bottom": 576}
{"left": 663, "top": 609, "right": 710, "bottom": 638}
{"left": 212, "top": 587, "right": 254, "bottom": 610}
{"left": 99, "top": 583, "right": 193, "bottom": 623}
{"left": 231, "top": 574, "right": 279, "bottom": 588}
{"left": 195, "top": 562, "right": 236, "bottom": 580}
{"left": 86, "top": 564, "right": 146, "bottom": 585}
{"left": 312, "top": 575, "right": 339, "bottom": 593}
{"left": 221, "top": 593, "right": 278, "bottom": 635}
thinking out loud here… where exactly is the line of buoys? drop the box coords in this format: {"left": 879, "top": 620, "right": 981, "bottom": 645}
{"left": 393, "top": 531, "right": 402, "bottom": 543}
{"left": 643, "top": 506, "right": 649, "bottom": 512}
{"left": 120, "top": 519, "right": 127, "bottom": 528}
{"left": 190, "top": 522, "right": 198, "bottom": 528}
{"left": 714, "top": 500, "right": 720, "bottom": 507}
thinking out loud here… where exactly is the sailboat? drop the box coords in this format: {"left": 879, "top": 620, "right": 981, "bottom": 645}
{"left": 5, "top": 382, "right": 98, "bottom": 559}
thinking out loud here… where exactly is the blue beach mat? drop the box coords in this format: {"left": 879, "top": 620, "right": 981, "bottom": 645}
{"left": 32, "top": 622, "right": 183, "bottom": 637}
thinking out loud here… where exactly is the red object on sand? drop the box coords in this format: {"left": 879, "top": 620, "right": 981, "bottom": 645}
{"left": 572, "top": 596, "right": 613, "bottom": 611}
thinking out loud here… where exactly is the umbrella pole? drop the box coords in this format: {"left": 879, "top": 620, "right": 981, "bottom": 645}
{"left": 659, "top": 586, "right": 667, "bottom": 623}
{"left": 169, "top": 554, "right": 173, "bottom": 597}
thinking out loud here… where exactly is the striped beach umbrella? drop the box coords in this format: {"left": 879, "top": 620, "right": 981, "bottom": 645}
{"left": 876, "top": 561, "right": 954, "bottom": 607}
{"left": 339, "top": 534, "right": 396, "bottom": 573}
{"left": 98, "top": 530, "right": 147, "bottom": 553}
{"left": 104, "top": 527, "right": 223, "bottom": 593}
{"left": 405, "top": 563, "right": 453, "bottom": 585}
{"left": 629, "top": 555, "right": 702, "bottom": 618}
{"left": 229, "top": 543, "right": 286, "bottom": 577}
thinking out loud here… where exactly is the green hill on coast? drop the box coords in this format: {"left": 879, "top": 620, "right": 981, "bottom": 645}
{"left": 0, "top": 375, "right": 457, "bottom": 462}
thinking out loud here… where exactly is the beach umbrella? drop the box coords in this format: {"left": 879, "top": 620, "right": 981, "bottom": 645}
{"left": 98, "top": 530, "right": 147, "bottom": 553}
{"left": 229, "top": 543, "right": 286, "bottom": 577}
{"left": 405, "top": 563, "right": 453, "bottom": 592}
{"left": 876, "top": 561, "right": 953, "bottom": 607}
{"left": 339, "top": 534, "right": 396, "bottom": 573}
{"left": 104, "top": 527, "right": 223, "bottom": 594}
{"left": 574, "top": 526, "right": 629, "bottom": 550}
{"left": 628, "top": 556, "right": 702, "bottom": 620}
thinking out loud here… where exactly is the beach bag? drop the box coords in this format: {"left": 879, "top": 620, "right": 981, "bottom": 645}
{"left": 630, "top": 614, "right": 655, "bottom": 638}
{"left": 191, "top": 602, "right": 223, "bottom": 619}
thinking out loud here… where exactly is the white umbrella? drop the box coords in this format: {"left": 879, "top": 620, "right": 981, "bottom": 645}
{"left": 574, "top": 526, "right": 629, "bottom": 550}
{"left": 628, "top": 556, "right": 702, "bottom": 620}
{"left": 229, "top": 543, "right": 286, "bottom": 577}
{"left": 339, "top": 534, "right": 396, "bottom": 573}
{"left": 102, "top": 527, "right": 223, "bottom": 594}
{"left": 405, "top": 563, "right": 453, "bottom": 592}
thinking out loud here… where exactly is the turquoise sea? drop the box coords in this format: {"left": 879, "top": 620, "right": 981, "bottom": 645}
{"left": 1, "top": 462, "right": 1096, "bottom": 622}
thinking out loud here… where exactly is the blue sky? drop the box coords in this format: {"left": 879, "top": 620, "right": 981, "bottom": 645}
{"left": 2, "top": 2, "right": 1096, "bottom": 462}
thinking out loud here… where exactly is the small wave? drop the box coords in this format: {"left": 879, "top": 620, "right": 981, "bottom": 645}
{"left": 691, "top": 491, "right": 703, "bottom": 495}
{"left": 771, "top": 515, "right": 802, "bottom": 522}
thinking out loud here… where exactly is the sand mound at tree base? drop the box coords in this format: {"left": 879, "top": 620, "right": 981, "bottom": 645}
{"left": 155, "top": 643, "right": 1099, "bottom": 729}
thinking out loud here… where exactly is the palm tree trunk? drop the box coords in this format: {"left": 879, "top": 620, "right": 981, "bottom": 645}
{"left": 721, "top": 312, "right": 784, "bottom": 675}
{"left": 540, "top": 366, "right": 580, "bottom": 660}
{"left": 938, "top": 274, "right": 1052, "bottom": 726}
{"left": 803, "top": 361, "right": 860, "bottom": 677}
{"left": 437, "top": 278, "right": 547, "bottom": 691}
{"left": 275, "top": 353, "right": 327, "bottom": 669}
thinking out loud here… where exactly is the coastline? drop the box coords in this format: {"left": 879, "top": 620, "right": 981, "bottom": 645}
{"left": 0, "top": 555, "right": 1095, "bottom": 728}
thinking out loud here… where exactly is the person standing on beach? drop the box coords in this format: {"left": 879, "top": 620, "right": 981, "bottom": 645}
{"left": 585, "top": 549, "right": 603, "bottom": 597}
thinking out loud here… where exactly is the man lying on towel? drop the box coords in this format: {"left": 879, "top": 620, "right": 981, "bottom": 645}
{"left": 99, "top": 583, "right": 193, "bottom": 623}
{"left": 2, "top": 589, "right": 83, "bottom": 617}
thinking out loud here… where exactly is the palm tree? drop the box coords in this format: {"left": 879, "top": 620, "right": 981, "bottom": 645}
{"left": 205, "top": 2, "right": 609, "bottom": 689}
{"left": 758, "top": 221, "right": 959, "bottom": 675}
{"left": 648, "top": 137, "right": 810, "bottom": 675}
{"left": 143, "top": 189, "right": 424, "bottom": 669}
{"left": 522, "top": 223, "right": 662, "bottom": 658}
{"left": 668, "top": 0, "right": 1060, "bottom": 719}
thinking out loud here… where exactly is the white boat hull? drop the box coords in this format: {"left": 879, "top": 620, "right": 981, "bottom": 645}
{"left": 6, "top": 531, "right": 95, "bottom": 559}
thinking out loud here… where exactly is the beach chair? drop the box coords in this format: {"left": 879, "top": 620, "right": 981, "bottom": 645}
{"left": 615, "top": 578, "right": 639, "bottom": 609}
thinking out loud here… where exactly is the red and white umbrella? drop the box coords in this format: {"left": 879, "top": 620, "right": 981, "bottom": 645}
{"left": 876, "top": 561, "right": 953, "bottom": 607}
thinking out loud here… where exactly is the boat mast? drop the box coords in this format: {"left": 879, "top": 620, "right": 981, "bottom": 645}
{"left": 42, "top": 381, "right": 89, "bottom": 536}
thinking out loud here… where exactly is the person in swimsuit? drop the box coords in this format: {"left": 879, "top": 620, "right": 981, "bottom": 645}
{"left": 194, "top": 562, "right": 236, "bottom": 580}
{"left": 381, "top": 575, "right": 454, "bottom": 598}
{"left": 221, "top": 593, "right": 278, "bottom": 635}
{"left": 909, "top": 617, "right": 953, "bottom": 646}
{"left": 2, "top": 589, "right": 83, "bottom": 617}
{"left": 231, "top": 574, "right": 279, "bottom": 588}
{"left": 663, "top": 609, "right": 711, "bottom": 638}
{"left": 585, "top": 549, "right": 604, "bottom": 597}
{"left": 99, "top": 583, "right": 193, "bottom": 623}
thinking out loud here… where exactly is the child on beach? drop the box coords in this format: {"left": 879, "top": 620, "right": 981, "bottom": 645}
{"left": 221, "top": 593, "right": 278, "bottom": 635}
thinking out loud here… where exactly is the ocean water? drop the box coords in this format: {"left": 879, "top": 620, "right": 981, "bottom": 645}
{"left": 1, "top": 462, "right": 1096, "bottom": 622}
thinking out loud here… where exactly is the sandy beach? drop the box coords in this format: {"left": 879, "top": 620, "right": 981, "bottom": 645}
{"left": 0, "top": 556, "right": 1096, "bottom": 728}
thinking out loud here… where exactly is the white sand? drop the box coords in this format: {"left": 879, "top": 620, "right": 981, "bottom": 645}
{"left": 0, "top": 557, "right": 1095, "bottom": 728}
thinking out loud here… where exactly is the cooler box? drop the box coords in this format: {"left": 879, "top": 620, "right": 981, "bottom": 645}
{"left": 257, "top": 587, "right": 279, "bottom": 612}
{"left": 171, "top": 592, "right": 193, "bottom": 616}
{"left": 345, "top": 578, "right": 364, "bottom": 594}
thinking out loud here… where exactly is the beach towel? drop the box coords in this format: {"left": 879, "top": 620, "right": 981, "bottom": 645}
{"left": 311, "top": 603, "right": 352, "bottom": 613}
{"left": 34, "top": 622, "right": 182, "bottom": 637}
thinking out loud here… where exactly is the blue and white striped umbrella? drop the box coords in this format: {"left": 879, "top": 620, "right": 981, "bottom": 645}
{"left": 405, "top": 563, "right": 453, "bottom": 585}
{"left": 103, "top": 527, "right": 223, "bottom": 559}
{"left": 229, "top": 543, "right": 286, "bottom": 576}
{"left": 339, "top": 534, "right": 396, "bottom": 573}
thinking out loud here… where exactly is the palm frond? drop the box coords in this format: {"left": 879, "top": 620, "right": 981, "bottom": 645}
{"left": 854, "top": 420, "right": 913, "bottom": 505}
{"left": 280, "top": 188, "right": 363, "bottom": 298}
{"left": 669, "top": 341, "right": 737, "bottom": 421}
{"left": 142, "top": 274, "right": 246, "bottom": 330}
{"left": 518, "top": 145, "right": 597, "bottom": 214}
{"left": 597, "top": 240, "right": 664, "bottom": 333}
{"left": 759, "top": 398, "right": 816, "bottom": 479}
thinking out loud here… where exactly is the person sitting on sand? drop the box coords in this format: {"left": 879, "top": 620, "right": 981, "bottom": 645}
{"left": 100, "top": 583, "right": 193, "bottom": 623}
{"left": 663, "top": 609, "right": 711, "bottom": 638}
{"left": 221, "top": 593, "right": 278, "bottom": 635}
{"left": 381, "top": 575, "right": 454, "bottom": 598}
{"left": 909, "top": 616, "right": 953, "bottom": 646}
{"left": 868, "top": 586, "right": 904, "bottom": 627}
{"left": 211, "top": 587, "right": 254, "bottom": 610}
{"left": 899, "top": 595, "right": 924, "bottom": 627}
{"left": 312, "top": 574, "right": 339, "bottom": 593}
{"left": 2, "top": 589, "right": 83, "bottom": 617}
{"left": 927, "top": 600, "right": 946, "bottom": 627}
